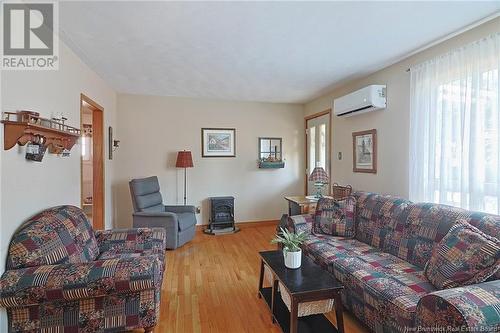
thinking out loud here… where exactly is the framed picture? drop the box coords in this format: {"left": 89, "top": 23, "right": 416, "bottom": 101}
{"left": 202, "top": 128, "right": 236, "bottom": 157}
{"left": 352, "top": 129, "right": 377, "bottom": 173}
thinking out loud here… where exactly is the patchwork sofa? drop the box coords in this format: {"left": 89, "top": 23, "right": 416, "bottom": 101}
{"left": 0, "top": 205, "right": 166, "bottom": 333}
{"left": 287, "top": 192, "right": 500, "bottom": 332}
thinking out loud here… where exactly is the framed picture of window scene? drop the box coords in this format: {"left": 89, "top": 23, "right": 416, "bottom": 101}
{"left": 202, "top": 128, "right": 236, "bottom": 157}
{"left": 352, "top": 129, "right": 377, "bottom": 173}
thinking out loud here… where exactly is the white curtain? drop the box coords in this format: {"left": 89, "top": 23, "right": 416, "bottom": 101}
{"left": 409, "top": 33, "right": 500, "bottom": 214}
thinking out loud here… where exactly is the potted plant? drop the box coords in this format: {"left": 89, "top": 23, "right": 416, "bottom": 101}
{"left": 271, "top": 227, "right": 308, "bottom": 269}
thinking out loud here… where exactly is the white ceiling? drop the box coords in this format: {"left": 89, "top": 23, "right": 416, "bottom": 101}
{"left": 59, "top": 1, "right": 500, "bottom": 104}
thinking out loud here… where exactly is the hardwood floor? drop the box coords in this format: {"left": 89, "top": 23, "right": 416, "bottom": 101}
{"left": 152, "top": 222, "right": 368, "bottom": 333}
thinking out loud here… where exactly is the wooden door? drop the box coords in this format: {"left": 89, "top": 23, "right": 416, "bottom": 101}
{"left": 80, "top": 94, "right": 105, "bottom": 230}
{"left": 305, "top": 110, "right": 332, "bottom": 195}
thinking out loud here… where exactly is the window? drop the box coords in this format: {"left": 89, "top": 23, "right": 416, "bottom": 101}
{"left": 81, "top": 124, "right": 92, "bottom": 161}
{"left": 410, "top": 33, "right": 500, "bottom": 213}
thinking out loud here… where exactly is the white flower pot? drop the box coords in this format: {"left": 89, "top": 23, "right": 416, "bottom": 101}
{"left": 283, "top": 248, "right": 302, "bottom": 269}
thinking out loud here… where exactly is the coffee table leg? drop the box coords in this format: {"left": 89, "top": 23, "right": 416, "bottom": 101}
{"left": 334, "top": 291, "right": 344, "bottom": 333}
{"left": 258, "top": 259, "right": 264, "bottom": 298}
{"left": 290, "top": 297, "right": 298, "bottom": 333}
{"left": 271, "top": 278, "right": 279, "bottom": 323}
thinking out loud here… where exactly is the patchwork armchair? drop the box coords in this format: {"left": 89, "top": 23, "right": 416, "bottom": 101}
{"left": 129, "top": 176, "right": 197, "bottom": 249}
{"left": 0, "top": 205, "right": 166, "bottom": 333}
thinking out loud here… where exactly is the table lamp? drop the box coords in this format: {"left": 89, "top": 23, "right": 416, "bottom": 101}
{"left": 309, "top": 166, "right": 329, "bottom": 198}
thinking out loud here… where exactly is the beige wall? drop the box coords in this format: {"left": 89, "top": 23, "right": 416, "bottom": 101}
{"left": 0, "top": 42, "right": 117, "bottom": 329}
{"left": 305, "top": 17, "right": 500, "bottom": 198}
{"left": 114, "top": 94, "right": 304, "bottom": 227}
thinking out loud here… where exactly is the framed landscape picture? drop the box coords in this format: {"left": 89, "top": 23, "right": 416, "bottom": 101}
{"left": 202, "top": 128, "right": 236, "bottom": 157}
{"left": 352, "top": 129, "right": 377, "bottom": 173}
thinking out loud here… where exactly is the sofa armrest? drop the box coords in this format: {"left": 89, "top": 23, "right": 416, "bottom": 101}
{"left": 165, "top": 205, "right": 196, "bottom": 214}
{"left": 287, "top": 214, "right": 314, "bottom": 234}
{"left": 0, "top": 256, "right": 162, "bottom": 307}
{"left": 416, "top": 280, "right": 500, "bottom": 332}
{"left": 95, "top": 227, "right": 166, "bottom": 253}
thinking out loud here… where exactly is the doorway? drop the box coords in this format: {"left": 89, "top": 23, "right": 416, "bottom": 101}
{"left": 80, "top": 94, "right": 105, "bottom": 230}
{"left": 305, "top": 109, "right": 332, "bottom": 195}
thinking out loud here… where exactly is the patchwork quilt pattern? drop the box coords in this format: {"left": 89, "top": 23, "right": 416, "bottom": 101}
{"left": 416, "top": 281, "right": 500, "bottom": 332}
{"left": 386, "top": 203, "right": 468, "bottom": 268}
{"left": 6, "top": 289, "right": 160, "bottom": 333}
{"left": 287, "top": 214, "right": 314, "bottom": 234}
{"left": 0, "top": 206, "right": 166, "bottom": 333}
{"left": 302, "top": 234, "right": 377, "bottom": 269}
{"left": 424, "top": 222, "right": 500, "bottom": 289}
{"left": 7, "top": 205, "right": 100, "bottom": 270}
{"left": 96, "top": 227, "right": 166, "bottom": 254}
{"left": 300, "top": 192, "right": 500, "bottom": 333}
{"left": 353, "top": 192, "right": 411, "bottom": 250}
{"left": 0, "top": 253, "right": 163, "bottom": 308}
{"left": 313, "top": 196, "right": 356, "bottom": 237}
{"left": 303, "top": 234, "right": 435, "bottom": 332}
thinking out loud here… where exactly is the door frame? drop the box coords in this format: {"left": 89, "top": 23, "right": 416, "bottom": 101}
{"left": 304, "top": 109, "right": 332, "bottom": 195}
{"left": 80, "top": 93, "right": 105, "bottom": 230}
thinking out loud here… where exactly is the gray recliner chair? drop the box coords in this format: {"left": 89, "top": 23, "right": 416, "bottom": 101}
{"left": 129, "top": 176, "right": 197, "bottom": 249}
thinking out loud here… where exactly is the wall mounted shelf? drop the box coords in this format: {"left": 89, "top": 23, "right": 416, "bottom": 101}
{"left": 259, "top": 161, "right": 285, "bottom": 169}
{"left": 2, "top": 111, "right": 80, "bottom": 153}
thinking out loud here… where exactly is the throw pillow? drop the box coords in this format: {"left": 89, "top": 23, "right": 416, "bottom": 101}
{"left": 424, "top": 221, "right": 500, "bottom": 289}
{"left": 313, "top": 196, "right": 356, "bottom": 237}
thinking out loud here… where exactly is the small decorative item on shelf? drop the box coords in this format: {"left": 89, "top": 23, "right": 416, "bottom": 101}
{"left": 258, "top": 137, "right": 284, "bottom": 168}
{"left": 18, "top": 111, "right": 40, "bottom": 124}
{"left": 308, "top": 164, "right": 329, "bottom": 198}
{"left": 25, "top": 135, "right": 47, "bottom": 162}
{"left": 332, "top": 183, "right": 352, "bottom": 200}
{"left": 60, "top": 148, "right": 71, "bottom": 157}
{"left": 271, "top": 227, "right": 307, "bottom": 269}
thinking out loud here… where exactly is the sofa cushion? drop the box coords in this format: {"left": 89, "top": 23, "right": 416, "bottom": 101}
{"left": 302, "top": 234, "right": 378, "bottom": 269}
{"left": 129, "top": 176, "right": 165, "bottom": 212}
{"left": 95, "top": 228, "right": 166, "bottom": 254}
{"left": 463, "top": 211, "right": 500, "bottom": 280}
{"left": 0, "top": 256, "right": 162, "bottom": 307}
{"left": 98, "top": 249, "right": 162, "bottom": 260}
{"left": 7, "top": 206, "right": 99, "bottom": 270}
{"left": 332, "top": 255, "right": 435, "bottom": 332}
{"left": 302, "top": 233, "right": 435, "bottom": 332}
{"left": 353, "top": 192, "right": 411, "bottom": 251}
{"left": 384, "top": 203, "right": 468, "bottom": 269}
{"left": 424, "top": 222, "right": 500, "bottom": 289}
{"left": 313, "top": 196, "right": 356, "bottom": 237}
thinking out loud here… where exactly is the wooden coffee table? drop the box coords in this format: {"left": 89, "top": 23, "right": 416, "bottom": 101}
{"left": 258, "top": 250, "right": 344, "bottom": 333}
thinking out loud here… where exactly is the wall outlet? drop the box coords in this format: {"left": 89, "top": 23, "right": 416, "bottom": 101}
{"left": 196, "top": 206, "right": 201, "bottom": 214}
{"left": 338, "top": 152, "right": 342, "bottom": 160}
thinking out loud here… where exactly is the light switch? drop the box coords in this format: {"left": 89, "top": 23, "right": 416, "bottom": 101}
{"left": 338, "top": 152, "right": 342, "bottom": 160}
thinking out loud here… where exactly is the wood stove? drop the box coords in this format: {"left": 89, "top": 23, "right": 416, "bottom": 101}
{"left": 204, "top": 196, "right": 239, "bottom": 234}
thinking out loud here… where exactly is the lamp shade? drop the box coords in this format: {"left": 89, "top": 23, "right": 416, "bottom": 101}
{"left": 176, "top": 151, "right": 193, "bottom": 168}
{"left": 309, "top": 166, "right": 329, "bottom": 183}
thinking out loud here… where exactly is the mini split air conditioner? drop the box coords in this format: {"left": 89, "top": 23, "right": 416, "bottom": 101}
{"left": 333, "top": 84, "right": 386, "bottom": 117}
